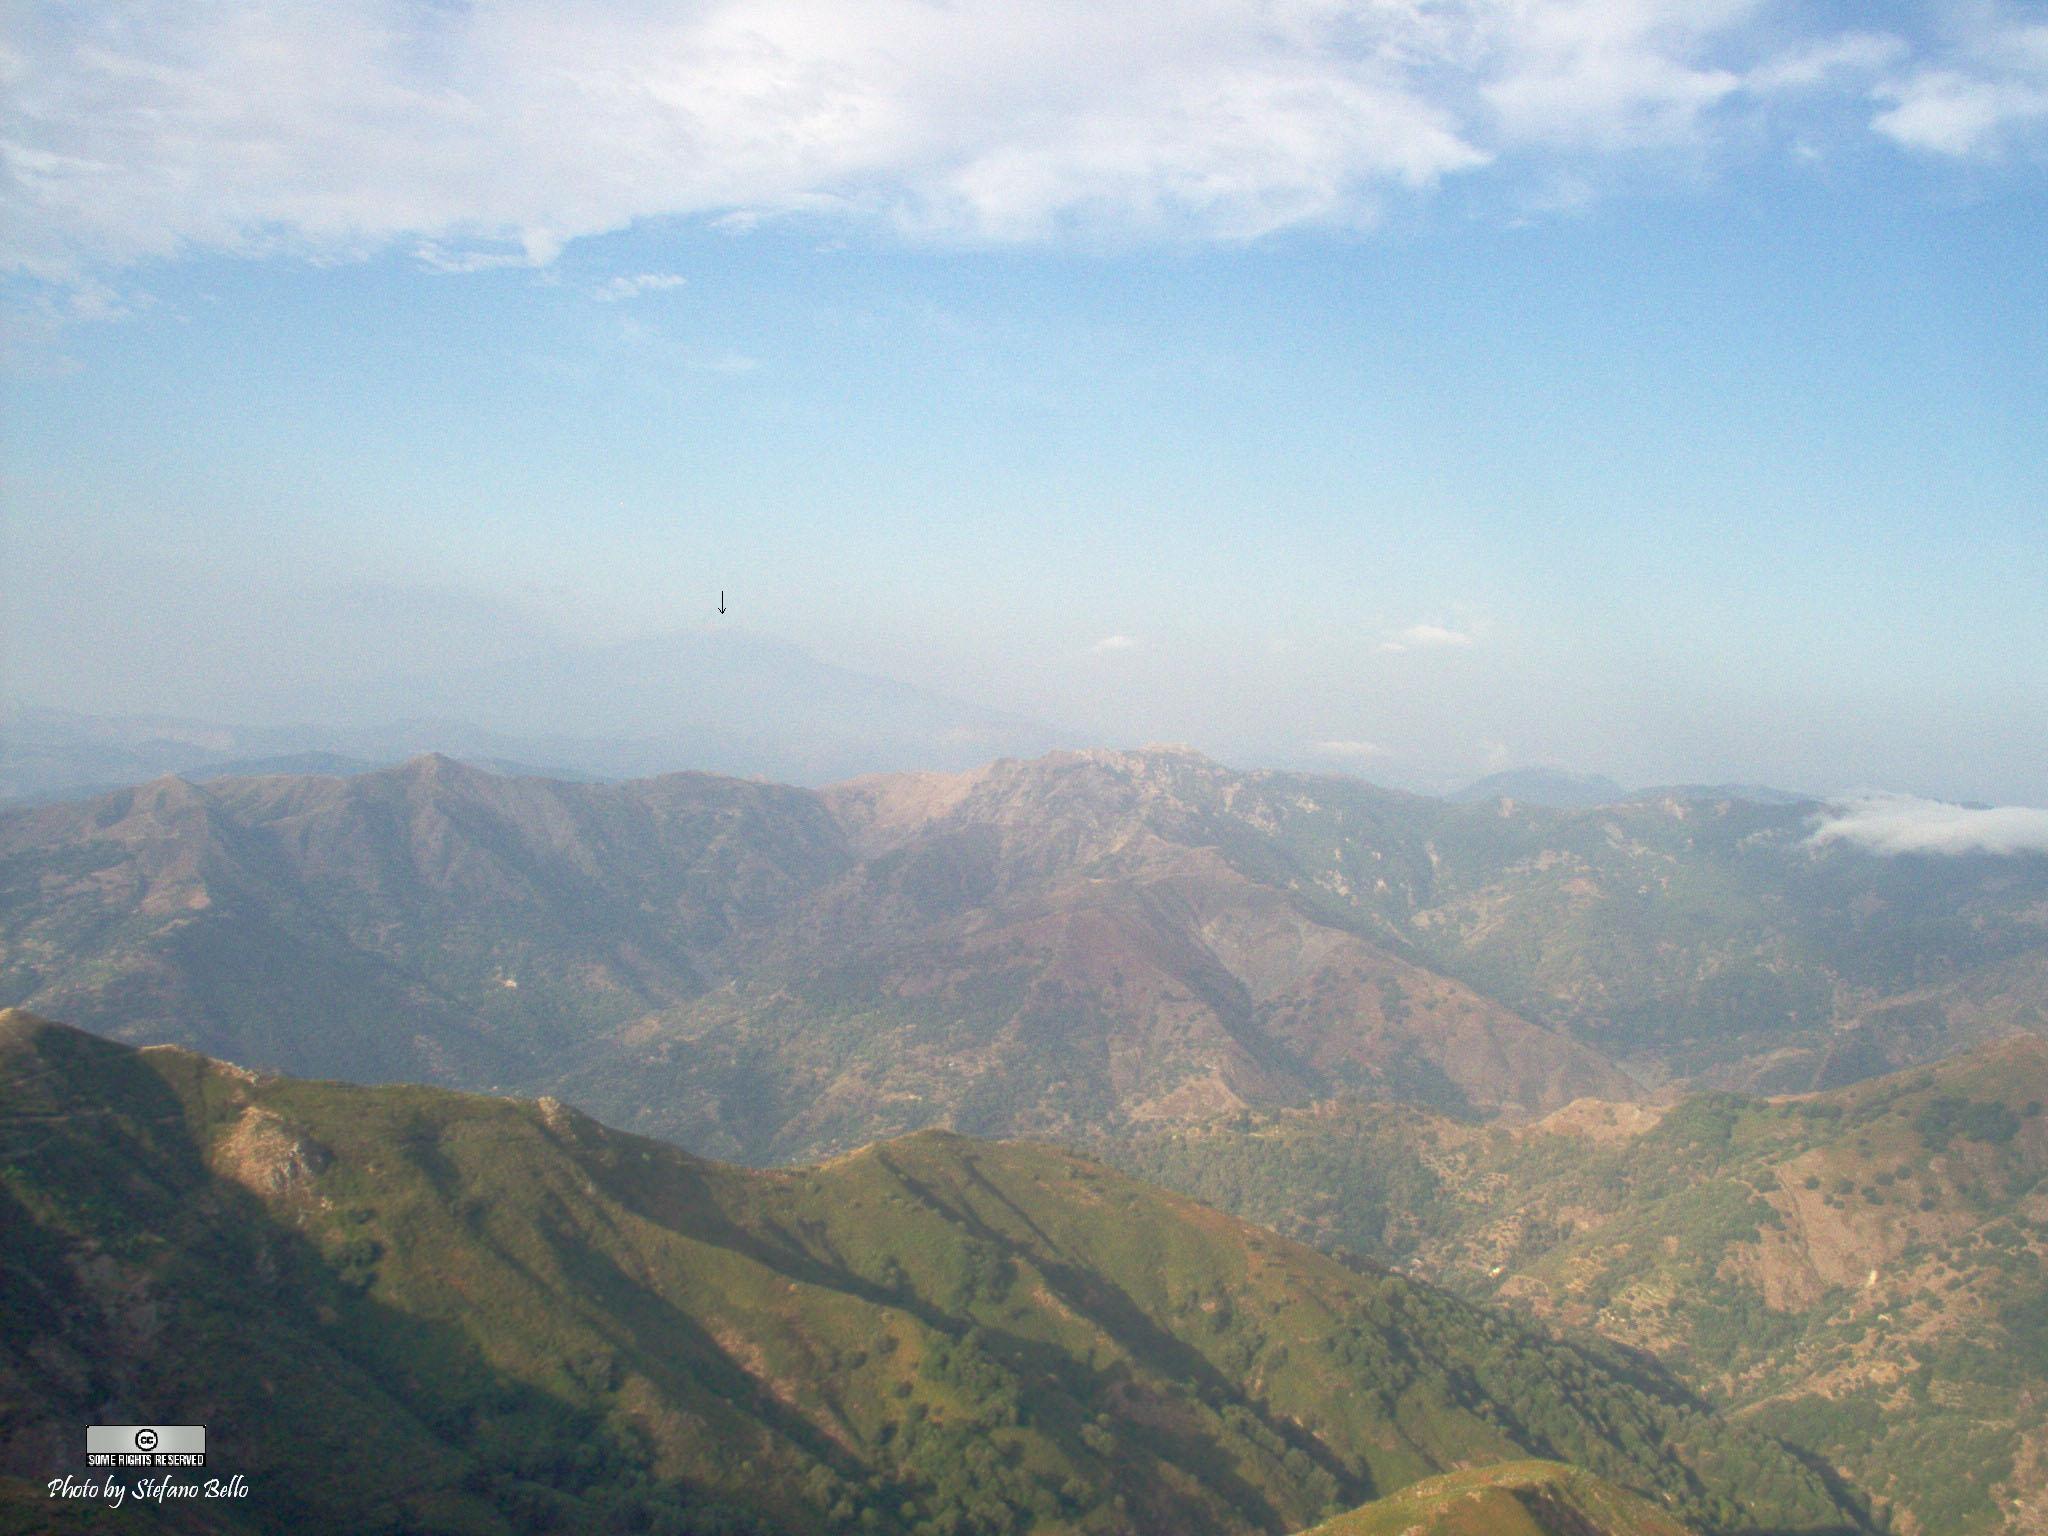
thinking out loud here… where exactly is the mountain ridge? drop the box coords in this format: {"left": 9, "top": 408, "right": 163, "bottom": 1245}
{"left": 1449, "top": 769, "right": 1630, "bottom": 808}
{"left": 0, "top": 1011, "right": 1863, "bottom": 1536}
{"left": 6, "top": 749, "right": 2048, "bottom": 1163}
{"left": 1299, "top": 1460, "right": 1695, "bottom": 1536}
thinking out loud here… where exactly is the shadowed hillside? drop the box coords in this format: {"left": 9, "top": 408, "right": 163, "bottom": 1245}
{"left": 0, "top": 1012, "right": 1862, "bottom": 1536}
{"left": 1114, "top": 1041, "right": 2048, "bottom": 1535}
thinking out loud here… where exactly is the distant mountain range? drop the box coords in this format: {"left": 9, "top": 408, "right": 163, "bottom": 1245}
{"left": 1448, "top": 769, "right": 1814, "bottom": 809}
{"left": 1447, "top": 768, "right": 1631, "bottom": 807}
{"left": 0, "top": 630, "right": 1066, "bottom": 801}
{"left": 0, "top": 1011, "right": 1864, "bottom": 1536}
{"left": 4, "top": 748, "right": 2046, "bottom": 1166}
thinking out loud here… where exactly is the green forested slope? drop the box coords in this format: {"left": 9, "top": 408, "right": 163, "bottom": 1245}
{"left": 0, "top": 1012, "right": 1858, "bottom": 1536}
{"left": 1114, "top": 1039, "right": 2048, "bottom": 1534}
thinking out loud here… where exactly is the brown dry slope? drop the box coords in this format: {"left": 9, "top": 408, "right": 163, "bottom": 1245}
{"left": 1116, "top": 1039, "right": 2048, "bottom": 1536}
{"left": 581, "top": 750, "right": 1632, "bottom": 1157}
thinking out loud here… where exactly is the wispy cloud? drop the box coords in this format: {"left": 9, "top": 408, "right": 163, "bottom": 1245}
{"left": 1810, "top": 794, "right": 2048, "bottom": 856}
{"left": 1089, "top": 633, "right": 1138, "bottom": 654}
{"left": 686, "top": 350, "right": 761, "bottom": 374}
{"left": 1478, "top": 1, "right": 1748, "bottom": 152}
{"left": 1746, "top": 33, "right": 1908, "bottom": 95}
{"left": 414, "top": 240, "right": 553, "bottom": 275}
{"left": 593, "top": 272, "right": 687, "bottom": 302}
{"left": 1378, "top": 623, "right": 1476, "bottom": 655}
{"left": 2, "top": 2, "right": 2036, "bottom": 284}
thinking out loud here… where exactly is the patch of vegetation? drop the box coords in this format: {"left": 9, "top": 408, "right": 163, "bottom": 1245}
{"left": 0, "top": 1012, "right": 1860, "bottom": 1536}
{"left": 1916, "top": 1095, "right": 2022, "bottom": 1150}
{"left": 1113, "top": 1043, "right": 2048, "bottom": 1536}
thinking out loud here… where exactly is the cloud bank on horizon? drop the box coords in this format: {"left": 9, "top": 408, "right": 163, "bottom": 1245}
{"left": 1812, "top": 794, "right": 2048, "bottom": 857}
{"left": 5, "top": 0, "right": 2046, "bottom": 284}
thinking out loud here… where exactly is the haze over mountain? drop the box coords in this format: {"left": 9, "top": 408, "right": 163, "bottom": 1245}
{"left": 1448, "top": 770, "right": 1629, "bottom": 809}
{"left": 1446, "top": 771, "right": 1815, "bottom": 812}
{"left": 6, "top": 749, "right": 2047, "bottom": 1166}
{"left": 0, "top": 1011, "right": 1865, "bottom": 1536}
{"left": 0, "top": 630, "right": 1065, "bottom": 802}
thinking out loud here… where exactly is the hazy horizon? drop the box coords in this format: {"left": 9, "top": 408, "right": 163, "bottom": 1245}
{"left": 5, "top": 0, "right": 2046, "bottom": 805}
{"left": 7, "top": 589, "right": 2047, "bottom": 806}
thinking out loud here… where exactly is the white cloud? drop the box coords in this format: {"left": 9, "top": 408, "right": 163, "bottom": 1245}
{"left": 415, "top": 240, "right": 552, "bottom": 275}
{"left": 1810, "top": 794, "right": 2048, "bottom": 856}
{"left": 1479, "top": 0, "right": 1753, "bottom": 150}
{"left": 1314, "top": 738, "right": 1390, "bottom": 760}
{"left": 1871, "top": 11, "right": 2048, "bottom": 156}
{"left": 593, "top": 272, "right": 687, "bottom": 302}
{"left": 1090, "top": 633, "right": 1138, "bottom": 654}
{"left": 1746, "top": 33, "right": 1906, "bottom": 95}
{"left": 1378, "top": 622, "right": 1476, "bottom": 654}
{"left": 1874, "top": 72, "right": 2048, "bottom": 156}
{"left": 1, "top": 2, "right": 2035, "bottom": 283}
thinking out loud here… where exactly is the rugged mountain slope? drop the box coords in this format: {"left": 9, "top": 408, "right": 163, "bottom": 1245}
{"left": 897, "top": 754, "right": 2048, "bottom": 1093}
{"left": 1387, "top": 796, "right": 2048, "bottom": 1090}
{"left": 6, "top": 748, "right": 2048, "bottom": 1160}
{"left": 0, "top": 753, "right": 1629, "bottom": 1158}
{"left": 1300, "top": 1461, "right": 1693, "bottom": 1536}
{"left": 0, "top": 1012, "right": 1862, "bottom": 1536}
{"left": 1114, "top": 1040, "right": 2048, "bottom": 1536}
{"left": 0, "top": 757, "right": 849, "bottom": 1084}
{"left": 579, "top": 751, "right": 1629, "bottom": 1157}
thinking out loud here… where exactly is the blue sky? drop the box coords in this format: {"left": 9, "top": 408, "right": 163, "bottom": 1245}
{"left": 4, "top": 0, "right": 2046, "bottom": 799}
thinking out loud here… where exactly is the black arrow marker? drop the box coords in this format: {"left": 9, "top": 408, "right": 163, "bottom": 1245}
{"left": 717, "top": 591, "right": 727, "bottom": 615}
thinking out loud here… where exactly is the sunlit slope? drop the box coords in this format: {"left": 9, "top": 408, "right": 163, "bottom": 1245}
{"left": 1298, "top": 1461, "right": 1693, "bottom": 1536}
{"left": 0, "top": 1012, "right": 1859, "bottom": 1536}
{"left": 1118, "top": 1039, "right": 2048, "bottom": 1535}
